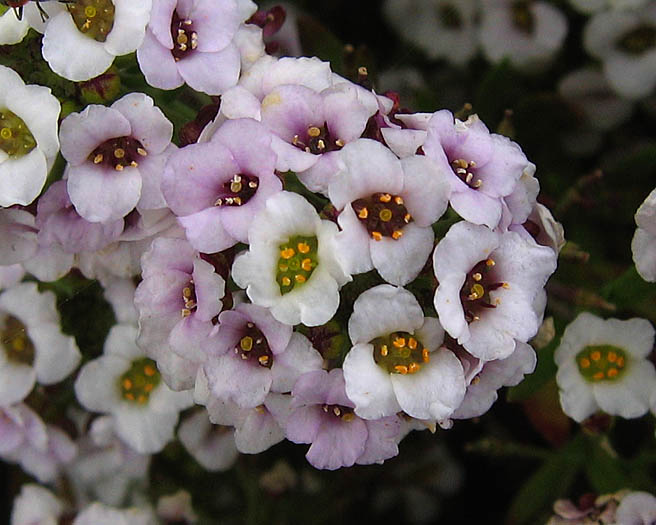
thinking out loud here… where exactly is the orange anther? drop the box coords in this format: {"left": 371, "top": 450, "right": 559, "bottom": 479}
{"left": 590, "top": 351, "right": 601, "bottom": 361}
{"left": 371, "top": 231, "right": 383, "bottom": 241}
{"left": 422, "top": 348, "right": 430, "bottom": 362}
{"left": 379, "top": 193, "right": 392, "bottom": 203}
{"left": 394, "top": 365, "right": 408, "bottom": 375}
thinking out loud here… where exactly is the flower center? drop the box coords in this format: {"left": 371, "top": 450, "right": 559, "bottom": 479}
{"left": 576, "top": 345, "right": 627, "bottom": 382}
{"left": 511, "top": 1, "right": 534, "bottom": 34}
{"left": 67, "top": 0, "right": 115, "bottom": 42}
{"left": 2, "top": 315, "right": 35, "bottom": 366}
{"left": 0, "top": 109, "right": 36, "bottom": 158}
{"left": 292, "top": 123, "right": 344, "bottom": 155}
{"left": 170, "top": 10, "right": 198, "bottom": 61}
{"left": 372, "top": 331, "right": 429, "bottom": 375}
{"left": 180, "top": 279, "right": 197, "bottom": 318}
{"left": 119, "top": 357, "right": 160, "bottom": 404}
{"left": 460, "top": 257, "right": 508, "bottom": 323}
{"left": 451, "top": 158, "right": 482, "bottom": 189}
{"left": 234, "top": 322, "right": 274, "bottom": 368}
{"left": 351, "top": 193, "right": 412, "bottom": 241}
{"left": 89, "top": 136, "right": 147, "bottom": 172}
{"left": 438, "top": 4, "right": 462, "bottom": 29}
{"left": 617, "top": 25, "right": 656, "bottom": 55}
{"left": 276, "top": 235, "right": 319, "bottom": 294}
{"left": 322, "top": 403, "right": 355, "bottom": 422}
{"left": 214, "top": 174, "right": 259, "bottom": 207}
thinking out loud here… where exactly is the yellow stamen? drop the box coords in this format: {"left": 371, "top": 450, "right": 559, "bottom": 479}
{"left": 393, "top": 337, "right": 406, "bottom": 348}
{"left": 144, "top": 365, "right": 156, "bottom": 377}
{"left": 616, "top": 357, "right": 625, "bottom": 368}
{"left": 379, "top": 193, "right": 392, "bottom": 203}
{"left": 358, "top": 208, "right": 369, "bottom": 219}
{"left": 93, "top": 154, "right": 103, "bottom": 164}
{"left": 590, "top": 351, "right": 601, "bottom": 361}
{"left": 394, "top": 365, "right": 408, "bottom": 375}
{"left": 280, "top": 247, "right": 295, "bottom": 259}
{"left": 593, "top": 372, "right": 604, "bottom": 381}
{"left": 294, "top": 274, "right": 306, "bottom": 284}
{"left": 394, "top": 196, "right": 404, "bottom": 205}
{"left": 579, "top": 357, "right": 591, "bottom": 369}
{"left": 301, "top": 258, "right": 312, "bottom": 271}
{"left": 486, "top": 258, "right": 495, "bottom": 266}
{"left": 408, "top": 362, "right": 420, "bottom": 374}
{"left": 380, "top": 345, "right": 388, "bottom": 357}
{"left": 297, "top": 242, "right": 310, "bottom": 253}
{"left": 125, "top": 392, "right": 135, "bottom": 401}
{"left": 371, "top": 231, "right": 383, "bottom": 241}
{"left": 282, "top": 277, "right": 291, "bottom": 286}
{"left": 607, "top": 351, "right": 617, "bottom": 363}
{"left": 342, "top": 413, "right": 354, "bottom": 422}
{"left": 607, "top": 368, "right": 619, "bottom": 378}
{"left": 137, "top": 394, "right": 147, "bottom": 404}
{"left": 422, "top": 348, "right": 430, "bottom": 363}
{"left": 408, "top": 338, "right": 417, "bottom": 350}
{"left": 392, "top": 230, "right": 403, "bottom": 240}
{"left": 258, "top": 355, "right": 269, "bottom": 366}
{"left": 473, "top": 273, "right": 482, "bottom": 281}
{"left": 122, "top": 378, "right": 132, "bottom": 390}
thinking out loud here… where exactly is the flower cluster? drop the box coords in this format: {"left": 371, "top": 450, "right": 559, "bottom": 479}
{"left": 0, "top": 0, "right": 596, "bottom": 520}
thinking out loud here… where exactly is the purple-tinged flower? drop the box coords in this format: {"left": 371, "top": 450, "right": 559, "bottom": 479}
{"left": 259, "top": 83, "right": 376, "bottom": 193}
{"left": 633, "top": 188, "right": 656, "bottom": 282}
{"left": 451, "top": 340, "right": 536, "bottom": 419}
{"left": 36, "top": 180, "right": 124, "bottom": 254}
{"left": 0, "top": 282, "right": 80, "bottom": 405}
{"left": 329, "top": 139, "right": 449, "bottom": 285}
{"left": 287, "top": 368, "right": 402, "bottom": 470}
{"left": 555, "top": 313, "right": 656, "bottom": 422}
{"left": 77, "top": 208, "right": 182, "bottom": 282}
{"left": 423, "top": 110, "right": 531, "bottom": 229}
{"left": 232, "top": 191, "right": 350, "bottom": 326}
{"left": 162, "top": 118, "right": 282, "bottom": 253}
{"left": 156, "top": 490, "right": 197, "bottom": 524}
{"left": 197, "top": 369, "right": 293, "bottom": 454}
{"left": 135, "top": 237, "right": 225, "bottom": 390}
{"left": 42, "top": 0, "right": 152, "bottom": 82}
{"left": 510, "top": 202, "right": 566, "bottom": 255}
{"left": 616, "top": 491, "right": 656, "bottom": 524}
{"left": 60, "top": 93, "right": 174, "bottom": 223}
{"left": 137, "top": 0, "right": 255, "bottom": 95}
{"left": 75, "top": 324, "right": 193, "bottom": 453}
{"left": 0, "top": 65, "right": 60, "bottom": 208}
{"left": 343, "top": 285, "right": 466, "bottom": 423}
{"left": 204, "top": 307, "right": 322, "bottom": 408}
{"left": 0, "top": 208, "right": 37, "bottom": 266}
{"left": 433, "top": 221, "right": 557, "bottom": 361}
{"left": 178, "top": 409, "right": 239, "bottom": 471}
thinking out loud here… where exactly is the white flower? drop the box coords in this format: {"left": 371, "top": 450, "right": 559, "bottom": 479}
{"left": 569, "top": 0, "right": 649, "bottom": 15}
{"left": 10, "top": 484, "right": 64, "bottom": 525}
{"left": 0, "top": 7, "right": 28, "bottom": 45}
{"left": 0, "top": 65, "right": 60, "bottom": 207}
{"left": 232, "top": 191, "right": 350, "bottom": 326}
{"left": 73, "top": 503, "right": 157, "bottom": 525}
{"left": 0, "top": 282, "right": 80, "bottom": 405}
{"left": 583, "top": 4, "right": 656, "bottom": 99}
{"left": 42, "top": 0, "right": 152, "bottom": 81}
{"left": 383, "top": 0, "right": 478, "bottom": 65}
{"left": 178, "top": 409, "right": 239, "bottom": 471}
{"left": 343, "top": 284, "right": 466, "bottom": 422}
{"left": 74, "top": 324, "right": 193, "bottom": 453}
{"left": 632, "top": 187, "right": 656, "bottom": 282}
{"left": 554, "top": 312, "right": 656, "bottom": 422}
{"left": 479, "top": 0, "right": 568, "bottom": 72}
{"left": 616, "top": 491, "right": 656, "bottom": 524}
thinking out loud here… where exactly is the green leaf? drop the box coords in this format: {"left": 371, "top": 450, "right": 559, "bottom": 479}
{"left": 507, "top": 337, "right": 558, "bottom": 402}
{"left": 601, "top": 266, "right": 656, "bottom": 312}
{"left": 506, "top": 435, "right": 586, "bottom": 525}
{"left": 474, "top": 59, "right": 524, "bottom": 126}
{"left": 584, "top": 439, "right": 632, "bottom": 494}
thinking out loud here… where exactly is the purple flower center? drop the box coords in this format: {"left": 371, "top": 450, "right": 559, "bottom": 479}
{"left": 371, "top": 331, "right": 429, "bottom": 375}
{"left": 321, "top": 403, "right": 355, "bottom": 422}
{"left": 1, "top": 315, "right": 35, "bottom": 366}
{"left": 181, "top": 279, "right": 197, "bottom": 318}
{"left": 292, "top": 123, "right": 344, "bottom": 155}
{"left": 234, "top": 322, "right": 273, "bottom": 368}
{"left": 351, "top": 192, "right": 412, "bottom": 241}
{"left": 90, "top": 136, "right": 147, "bottom": 171}
{"left": 170, "top": 10, "right": 198, "bottom": 61}
{"left": 67, "top": 0, "right": 116, "bottom": 43}
{"left": 450, "top": 158, "right": 482, "bottom": 190}
{"left": 214, "top": 174, "right": 259, "bottom": 207}
{"left": 459, "top": 257, "right": 508, "bottom": 323}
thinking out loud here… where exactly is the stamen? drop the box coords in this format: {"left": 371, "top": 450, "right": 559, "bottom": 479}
{"left": 93, "top": 154, "right": 103, "bottom": 164}
{"left": 358, "top": 208, "right": 369, "bottom": 219}
{"left": 371, "top": 231, "right": 383, "bottom": 241}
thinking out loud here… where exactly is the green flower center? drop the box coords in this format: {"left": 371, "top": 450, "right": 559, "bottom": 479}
{"left": 234, "top": 322, "right": 273, "bottom": 368}
{"left": 68, "top": 0, "right": 115, "bottom": 43}
{"left": 617, "top": 25, "right": 656, "bottom": 55}
{"left": 2, "top": 315, "right": 35, "bottom": 366}
{"left": 119, "top": 358, "right": 161, "bottom": 404}
{"left": 372, "top": 331, "right": 429, "bottom": 375}
{"left": 438, "top": 4, "right": 462, "bottom": 29}
{"left": 89, "top": 136, "right": 147, "bottom": 172}
{"left": 351, "top": 192, "right": 412, "bottom": 242}
{"left": 0, "top": 109, "right": 36, "bottom": 158}
{"left": 576, "top": 345, "right": 627, "bottom": 382}
{"left": 511, "top": 1, "right": 534, "bottom": 34}
{"left": 276, "top": 235, "right": 319, "bottom": 295}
